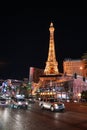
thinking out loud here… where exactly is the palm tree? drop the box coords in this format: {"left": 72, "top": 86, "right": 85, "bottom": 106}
{"left": 81, "top": 52, "right": 87, "bottom": 77}
{"left": 81, "top": 90, "right": 87, "bottom": 101}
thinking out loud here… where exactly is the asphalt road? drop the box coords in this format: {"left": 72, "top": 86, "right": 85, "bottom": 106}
{"left": 0, "top": 102, "right": 87, "bottom": 130}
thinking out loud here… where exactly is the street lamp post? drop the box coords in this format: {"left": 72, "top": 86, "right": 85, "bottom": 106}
{"left": 78, "top": 93, "right": 81, "bottom": 102}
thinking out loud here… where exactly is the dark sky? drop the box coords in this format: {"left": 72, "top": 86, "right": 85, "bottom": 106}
{"left": 0, "top": 7, "right": 87, "bottom": 80}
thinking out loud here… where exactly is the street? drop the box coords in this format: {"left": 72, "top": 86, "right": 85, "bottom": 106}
{"left": 0, "top": 102, "right": 87, "bottom": 130}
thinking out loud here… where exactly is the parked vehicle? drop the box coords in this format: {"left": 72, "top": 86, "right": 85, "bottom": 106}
{"left": 39, "top": 98, "right": 65, "bottom": 112}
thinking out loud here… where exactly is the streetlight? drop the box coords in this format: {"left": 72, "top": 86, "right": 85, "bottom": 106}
{"left": 78, "top": 93, "right": 81, "bottom": 102}
{"left": 80, "top": 66, "right": 83, "bottom": 76}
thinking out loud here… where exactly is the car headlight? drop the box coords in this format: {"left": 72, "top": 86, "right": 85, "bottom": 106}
{"left": 18, "top": 102, "right": 22, "bottom": 105}
{"left": 6, "top": 101, "right": 8, "bottom": 104}
{"left": 54, "top": 104, "right": 58, "bottom": 107}
{"left": 26, "top": 102, "right": 28, "bottom": 105}
{"left": 62, "top": 103, "right": 65, "bottom": 107}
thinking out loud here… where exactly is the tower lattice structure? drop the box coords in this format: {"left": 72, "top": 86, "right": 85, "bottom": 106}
{"left": 44, "top": 22, "right": 59, "bottom": 75}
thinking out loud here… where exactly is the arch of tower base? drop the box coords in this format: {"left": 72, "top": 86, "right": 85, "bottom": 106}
{"left": 32, "top": 75, "right": 74, "bottom": 101}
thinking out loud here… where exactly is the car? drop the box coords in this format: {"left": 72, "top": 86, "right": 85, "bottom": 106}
{"left": 27, "top": 96, "right": 36, "bottom": 103}
{"left": 0, "top": 97, "right": 10, "bottom": 107}
{"left": 39, "top": 98, "right": 65, "bottom": 112}
{"left": 10, "top": 95, "right": 28, "bottom": 109}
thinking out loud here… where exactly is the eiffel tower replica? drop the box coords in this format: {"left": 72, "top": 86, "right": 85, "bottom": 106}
{"left": 39, "top": 22, "right": 62, "bottom": 82}
{"left": 44, "top": 22, "right": 59, "bottom": 75}
{"left": 32, "top": 22, "right": 73, "bottom": 95}
{"left": 32, "top": 22, "right": 61, "bottom": 94}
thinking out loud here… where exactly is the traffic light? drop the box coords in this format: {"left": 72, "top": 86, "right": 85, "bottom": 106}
{"left": 83, "top": 77, "right": 85, "bottom": 81}
{"left": 74, "top": 73, "right": 77, "bottom": 79}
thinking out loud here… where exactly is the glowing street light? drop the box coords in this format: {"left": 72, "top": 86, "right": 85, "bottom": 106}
{"left": 80, "top": 66, "right": 83, "bottom": 76}
{"left": 78, "top": 93, "right": 81, "bottom": 102}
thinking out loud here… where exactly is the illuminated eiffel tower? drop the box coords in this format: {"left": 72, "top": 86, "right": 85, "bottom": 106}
{"left": 44, "top": 22, "right": 59, "bottom": 75}
{"left": 32, "top": 22, "right": 60, "bottom": 94}
{"left": 32, "top": 22, "right": 73, "bottom": 96}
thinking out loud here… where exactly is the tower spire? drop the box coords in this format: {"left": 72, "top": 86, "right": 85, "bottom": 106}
{"left": 44, "top": 22, "right": 59, "bottom": 75}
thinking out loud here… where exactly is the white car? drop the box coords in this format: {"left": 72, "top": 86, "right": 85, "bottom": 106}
{"left": 39, "top": 98, "right": 65, "bottom": 112}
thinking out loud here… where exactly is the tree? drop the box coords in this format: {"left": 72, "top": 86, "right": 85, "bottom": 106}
{"left": 81, "top": 90, "right": 87, "bottom": 101}
{"left": 26, "top": 82, "right": 32, "bottom": 96}
{"left": 81, "top": 52, "right": 87, "bottom": 77}
{"left": 19, "top": 83, "right": 28, "bottom": 98}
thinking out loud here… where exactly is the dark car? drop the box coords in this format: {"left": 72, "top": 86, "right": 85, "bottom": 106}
{"left": 10, "top": 95, "right": 28, "bottom": 109}
{"left": 0, "top": 97, "right": 9, "bottom": 107}
{"left": 27, "top": 96, "right": 36, "bottom": 103}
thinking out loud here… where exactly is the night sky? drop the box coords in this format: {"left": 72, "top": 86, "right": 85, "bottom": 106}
{"left": 0, "top": 8, "right": 87, "bottom": 80}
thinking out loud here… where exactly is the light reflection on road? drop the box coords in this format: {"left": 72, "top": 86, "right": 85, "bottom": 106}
{"left": 0, "top": 103, "right": 87, "bottom": 130}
